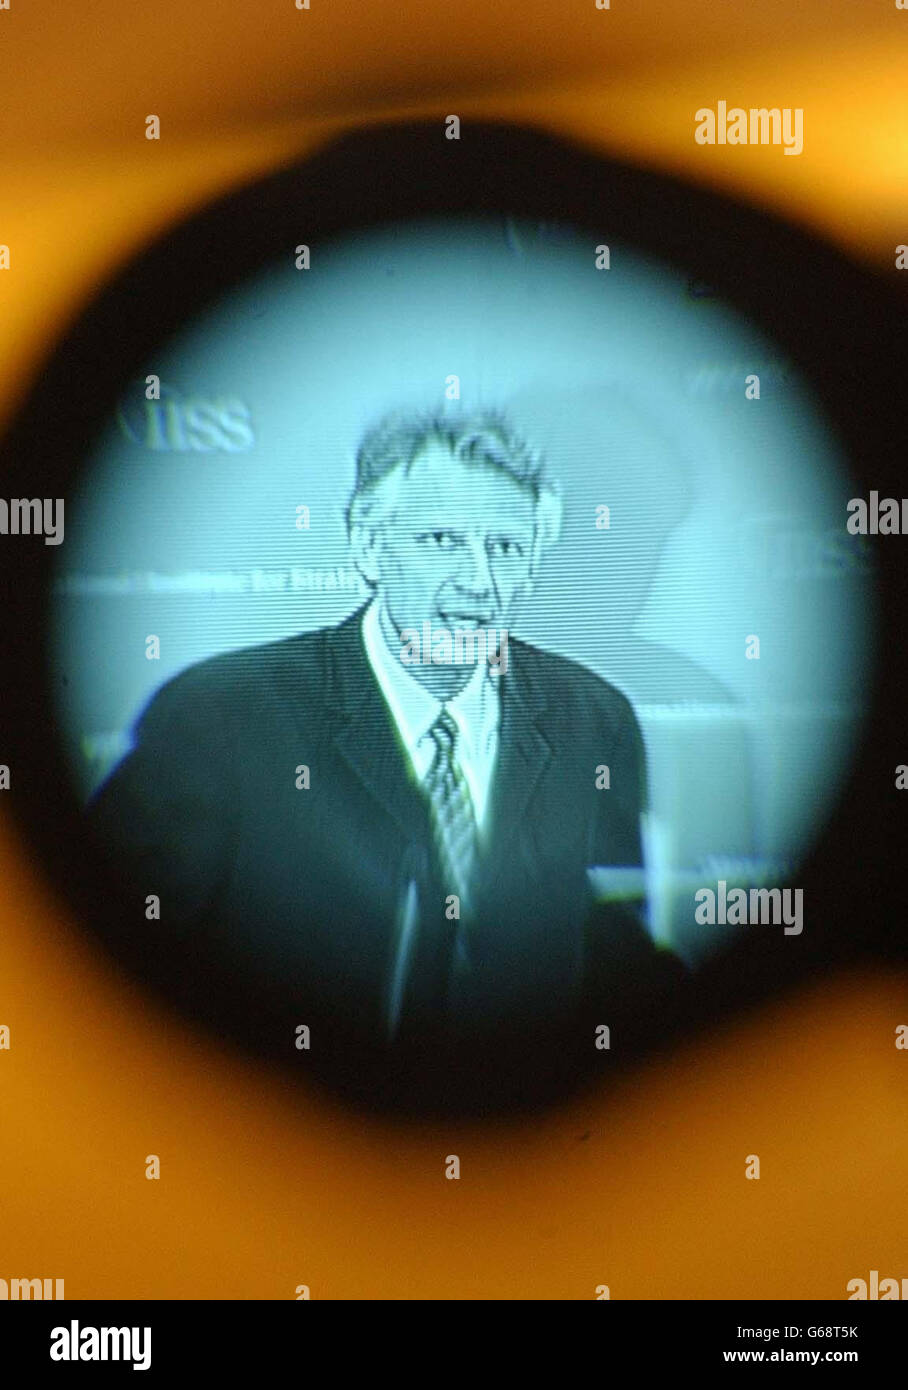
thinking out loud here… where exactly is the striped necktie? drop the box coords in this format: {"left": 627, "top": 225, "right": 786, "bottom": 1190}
{"left": 423, "top": 708, "right": 480, "bottom": 912}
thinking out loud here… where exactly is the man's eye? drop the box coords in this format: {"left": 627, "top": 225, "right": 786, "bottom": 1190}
{"left": 417, "top": 531, "right": 459, "bottom": 549}
{"left": 489, "top": 538, "right": 523, "bottom": 557}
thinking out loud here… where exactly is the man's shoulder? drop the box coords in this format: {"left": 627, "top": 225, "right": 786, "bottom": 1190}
{"left": 135, "top": 610, "right": 361, "bottom": 729}
{"left": 163, "top": 626, "right": 329, "bottom": 689}
{"left": 509, "top": 636, "right": 638, "bottom": 727}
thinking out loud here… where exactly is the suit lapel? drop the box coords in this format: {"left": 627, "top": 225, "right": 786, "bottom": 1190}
{"left": 482, "top": 640, "right": 554, "bottom": 872}
{"left": 325, "top": 606, "right": 431, "bottom": 845}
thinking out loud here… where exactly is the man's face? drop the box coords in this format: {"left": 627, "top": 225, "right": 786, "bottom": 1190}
{"left": 368, "top": 442, "right": 537, "bottom": 640}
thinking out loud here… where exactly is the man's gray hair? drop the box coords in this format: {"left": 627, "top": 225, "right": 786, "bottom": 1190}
{"left": 347, "top": 408, "right": 562, "bottom": 578}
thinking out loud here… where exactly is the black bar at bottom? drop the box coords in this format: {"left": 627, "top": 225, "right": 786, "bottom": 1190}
{"left": 1, "top": 1298, "right": 904, "bottom": 1374}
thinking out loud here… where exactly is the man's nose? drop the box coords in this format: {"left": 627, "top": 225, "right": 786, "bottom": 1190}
{"left": 457, "top": 536, "right": 494, "bottom": 596}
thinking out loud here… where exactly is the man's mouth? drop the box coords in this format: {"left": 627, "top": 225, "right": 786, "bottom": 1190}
{"left": 438, "top": 611, "right": 493, "bottom": 628}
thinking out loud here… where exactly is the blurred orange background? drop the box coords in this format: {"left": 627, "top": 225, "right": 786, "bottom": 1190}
{"left": 0, "top": 0, "right": 906, "bottom": 1298}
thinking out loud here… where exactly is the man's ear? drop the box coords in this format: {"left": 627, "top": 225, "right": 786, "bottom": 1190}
{"left": 349, "top": 523, "right": 382, "bottom": 585}
{"left": 529, "top": 486, "right": 563, "bottom": 579}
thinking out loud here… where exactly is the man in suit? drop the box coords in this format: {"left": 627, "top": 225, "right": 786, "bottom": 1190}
{"left": 90, "top": 409, "right": 685, "bottom": 1112}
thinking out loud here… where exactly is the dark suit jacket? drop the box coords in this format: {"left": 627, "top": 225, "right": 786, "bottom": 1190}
{"left": 89, "top": 604, "right": 683, "bottom": 1102}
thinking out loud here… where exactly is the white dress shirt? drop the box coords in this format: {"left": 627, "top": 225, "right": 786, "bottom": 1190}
{"left": 360, "top": 597, "right": 500, "bottom": 832}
